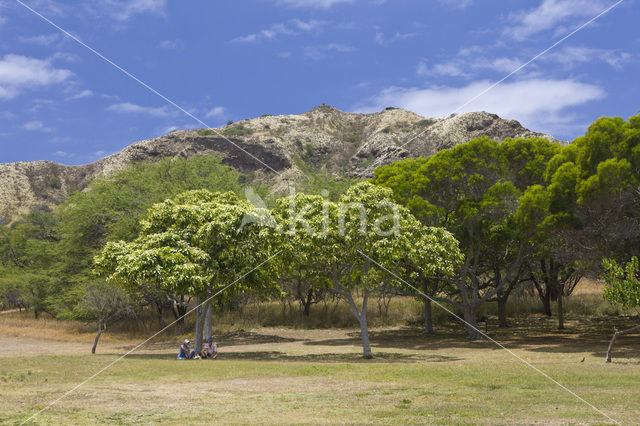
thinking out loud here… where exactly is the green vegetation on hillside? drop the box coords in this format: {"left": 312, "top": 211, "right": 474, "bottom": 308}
{"left": 0, "top": 156, "right": 247, "bottom": 319}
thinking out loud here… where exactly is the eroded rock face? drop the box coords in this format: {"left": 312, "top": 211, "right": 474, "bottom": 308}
{"left": 0, "top": 106, "right": 559, "bottom": 222}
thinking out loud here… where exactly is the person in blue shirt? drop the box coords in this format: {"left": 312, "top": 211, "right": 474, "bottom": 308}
{"left": 177, "top": 339, "right": 198, "bottom": 359}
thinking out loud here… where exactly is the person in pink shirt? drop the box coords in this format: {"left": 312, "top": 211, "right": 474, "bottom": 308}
{"left": 202, "top": 337, "right": 218, "bottom": 359}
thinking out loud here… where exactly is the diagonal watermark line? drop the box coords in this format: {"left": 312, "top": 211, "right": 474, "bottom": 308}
{"left": 356, "top": 250, "right": 620, "bottom": 425}
{"left": 398, "top": 0, "right": 626, "bottom": 151}
{"left": 13, "top": 0, "right": 282, "bottom": 176}
{"left": 20, "top": 250, "right": 282, "bottom": 425}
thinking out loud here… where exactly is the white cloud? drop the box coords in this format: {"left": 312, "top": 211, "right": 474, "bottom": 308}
{"left": 420, "top": 43, "right": 631, "bottom": 81}
{"left": 159, "top": 126, "right": 178, "bottom": 135}
{"left": 355, "top": 78, "right": 604, "bottom": 133}
{"left": 375, "top": 31, "right": 417, "bottom": 46}
{"left": 106, "top": 102, "right": 173, "bottom": 117}
{"left": 157, "top": 39, "right": 184, "bottom": 50}
{"left": 231, "top": 19, "right": 325, "bottom": 43}
{"left": 438, "top": 0, "right": 474, "bottom": 9}
{"left": 67, "top": 89, "right": 93, "bottom": 100}
{"left": 205, "top": 106, "right": 227, "bottom": 119}
{"left": 505, "top": 0, "right": 607, "bottom": 41}
{"left": 24, "top": 121, "right": 43, "bottom": 131}
{"left": 24, "top": 120, "right": 54, "bottom": 132}
{"left": 0, "top": 54, "right": 73, "bottom": 99}
{"left": 0, "top": 111, "right": 15, "bottom": 120}
{"left": 292, "top": 18, "right": 322, "bottom": 31}
{"left": 273, "top": 0, "right": 353, "bottom": 8}
{"left": 101, "top": 0, "right": 167, "bottom": 21}
{"left": 53, "top": 150, "right": 73, "bottom": 158}
{"left": 18, "top": 34, "right": 59, "bottom": 45}
{"left": 305, "top": 43, "right": 355, "bottom": 60}
{"left": 544, "top": 46, "right": 632, "bottom": 69}
{"left": 49, "top": 52, "right": 82, "bottom": 63}
{"left": 417, "top": 56, "right": 523, "bottom": 78}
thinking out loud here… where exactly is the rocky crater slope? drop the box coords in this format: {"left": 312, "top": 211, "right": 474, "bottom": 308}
{"left": 0, "top": 105, "right": 559, "bottom": 222}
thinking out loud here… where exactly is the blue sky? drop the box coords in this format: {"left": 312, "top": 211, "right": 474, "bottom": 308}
{"left": 0, "top": 0, "right": 638, "bottom": 165}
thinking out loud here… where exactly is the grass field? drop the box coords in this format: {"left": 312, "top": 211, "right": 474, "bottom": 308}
{"left": 1, "top": 309, "right": 639, "bottom": 425}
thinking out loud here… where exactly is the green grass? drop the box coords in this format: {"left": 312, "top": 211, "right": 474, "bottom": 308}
{"left": 2, "top": 341, "right": 638, "bottom": 424}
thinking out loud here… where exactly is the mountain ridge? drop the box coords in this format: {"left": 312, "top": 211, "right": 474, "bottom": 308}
{"left": 0, "top": 105, "right": 559, "bottom": 223}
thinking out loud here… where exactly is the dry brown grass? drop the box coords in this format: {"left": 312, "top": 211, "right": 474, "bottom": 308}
{"left": 1, "top": 322, "right": 639, "bottom": 424}
{"left": 573, "top": 277, "right": 606, "bottom": 295}
{"left": 0, "top": 311, "right": 97, "bottom": 343}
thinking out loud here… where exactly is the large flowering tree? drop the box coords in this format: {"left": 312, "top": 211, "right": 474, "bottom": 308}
{"left": 273, "top": 183, "right": 461, "bottom": 358}
{"left": 94, "top": 190, "right": 279, "bottom": 352}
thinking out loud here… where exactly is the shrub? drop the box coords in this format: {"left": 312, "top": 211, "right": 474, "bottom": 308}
{"left": 416, "top": 119, "right": 436, "bottom": 127}
{"left": 304, "top": 143, "right": 315, "bottom": 159}
{"left": 197, "top": 129, "right": 215, "bottom": 136}
{"left": 48, "top": 176, "right": 62, "bottom": 190}
{"left": 222, "top": 124, "right": 254, "bottom": 137}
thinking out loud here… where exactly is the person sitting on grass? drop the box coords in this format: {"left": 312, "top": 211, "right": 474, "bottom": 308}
{"left": 177, "top": 339, "right": 198, "bottom": 360}
{"left": 201, "top": 337, "right": 218, "bottom": 359}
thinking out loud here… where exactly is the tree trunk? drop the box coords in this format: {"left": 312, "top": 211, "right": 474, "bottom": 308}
{"left": 359, "top": 315, "right": 372, "bottom": 359}
{"left": 463, "top": 305, "right": 481, "bottom": 340}
{"left": 174, "top": 295, "right": 187, "bottom": 326}
{"left": 497, "top": 297, "right": 508, "bottom": 328}
{"left": 156, "top": 301, "right": 165, "bottom": 328}
{"left": 541, "top": 291, "right": 552, "bottom": 317}
{"left": 346, "top": 290, "right": 373, "bottom": 359}
{"left": 423, "top": 298, "right": 433, "bottom": 335}
{"left": 204, "top": 301, "right": 213, "bottom": 341}
{"left": 92, "top": 320, "right": 105, "bottom": 354}
{"left": 194, "top": 297, "right": 205, "bottom": 354}
{"left": 302, "top": 289, "right": 313, "bottom": 317}
{"left": 605, "top": 323, "right": 640, "bottom": 363}
{"left": 557, "top": 291, "right": 565, "bottom": 330}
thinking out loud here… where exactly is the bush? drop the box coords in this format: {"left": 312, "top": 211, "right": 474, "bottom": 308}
{"left": 304, "top": 143, "right": 315, "bottom": 159}
{"left": 416, "top": 119, "right": 436, "bottom": 128}
{"left": 197, "top": 129, "right": 215, "bottom": 136}
{"left": 48, "top": 177, "right": 62, "bottom": 190}
{"left": 222, "top": 124, "right": 254, "bottom": 137}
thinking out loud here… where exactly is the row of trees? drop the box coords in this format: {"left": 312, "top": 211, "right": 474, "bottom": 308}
{"left": 94, "top": 183, "right": 461, "bottom": 357}
{"left": 2, "top": 112, "right": 639, "bottom": 360}
{"left": 373, "top": 113, "right": 640, "bottom": 342}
